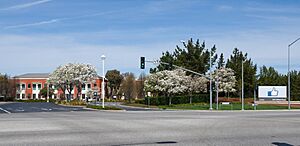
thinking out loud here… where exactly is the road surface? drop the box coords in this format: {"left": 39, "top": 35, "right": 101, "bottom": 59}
{"left": 0, "top": 108, "right": 300, "bottom": 146}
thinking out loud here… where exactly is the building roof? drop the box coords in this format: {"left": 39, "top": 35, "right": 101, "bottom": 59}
{"left": 14, "top": 73, "right": 50, "bottom": 79}
{"left": 14, "top": 73, "right": 108, "bottom": 80}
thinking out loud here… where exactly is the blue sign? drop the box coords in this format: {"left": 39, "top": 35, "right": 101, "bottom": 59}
{"left": 267, "top": 87, "right": 279, "bottom": 96}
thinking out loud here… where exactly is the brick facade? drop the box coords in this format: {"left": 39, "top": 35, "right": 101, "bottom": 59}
{"left": 14, "top": 73, "right": 105, "bottom": 101}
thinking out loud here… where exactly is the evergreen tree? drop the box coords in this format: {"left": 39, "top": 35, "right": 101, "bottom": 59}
{"left": 217, "top": 53, "right": 225, "bottom": 69}
{"left": 226, "top": 48, "right": 257, "bottom": 98}
{"left": 153, "top": 38, "right": 217, "bottom": 75}
{"left": 105, "top": 69, "right": 123, "bottom": 99}
{"left": 258, "top": 66, "right": 286, "bottom": 86}
{"left": 290, "top": 71, "right": 300, "bottom": 101}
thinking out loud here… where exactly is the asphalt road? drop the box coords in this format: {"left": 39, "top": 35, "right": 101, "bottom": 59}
{"left": 1, "top": 109, "right": 300, "bottom": 146}
{"left": 0, "top": 102, "right": 90, "bottom": 113}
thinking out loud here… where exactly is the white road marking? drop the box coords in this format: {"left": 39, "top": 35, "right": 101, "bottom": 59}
{"left": 0, "top": 107, "right": 11, "bottom": 114}
{"left": 15, "top": 109, "right": 24, "bottom": 112}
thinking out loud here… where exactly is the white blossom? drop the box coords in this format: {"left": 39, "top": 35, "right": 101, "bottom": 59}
{"left": 213, "top": 67, "right": 236, "bottom": 93}
{"left": 48, "top": 63, "right": 98, "bottom": 99}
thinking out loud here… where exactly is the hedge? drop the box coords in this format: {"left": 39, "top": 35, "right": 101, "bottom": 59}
{"left": 136, "top": 94, "right": 213, "bottom": 105}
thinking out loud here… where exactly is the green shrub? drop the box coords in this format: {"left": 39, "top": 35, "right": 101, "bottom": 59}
{"left": 138, "top": 94, "right": 212, "bottom": 106}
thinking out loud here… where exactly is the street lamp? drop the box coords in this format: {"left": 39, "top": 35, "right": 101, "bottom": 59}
{"left": 209, "top": 48, "right": 213, "bottom": 110}
{"left": 242, "top": 59, "right": 244, "bottom": 111}
{"left": 288, "top": 37, "right": 300, "bottom": 110}
{"left": 216, "top": 75, "right": 219, "bottom": 110}
{"left": 47, "top": 83, "right": 49, "bottom": 103}
{"left": 101, "top": 55, "right": 106, "bottom": 109}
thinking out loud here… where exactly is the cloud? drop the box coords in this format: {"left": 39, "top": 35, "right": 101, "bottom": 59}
{"left": 3, "top": 10, "right": 119, "bottom": 29}
{"left": 245, "top": 14, "right": 299, "bottom": 22}
{"left": 243, "top": 6, "right": 300, "bottom": 14}
{"left": 0, "top": 0, "right": 52, "bottom": 10}
{"left": 4, "top": 19, "right": 59, "bottom": 29}
{"left": 217, "top": 5, "right": 233, "bottom": 11}
{"left": 0, "top": 33, "right": 170, "bottom": 76}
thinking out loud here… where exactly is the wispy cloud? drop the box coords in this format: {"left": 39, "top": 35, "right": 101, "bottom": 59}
{"left": 245, "top": 14, "right": 299, "bottom": 22}
{"left": 3, "top": 10, "right": 119, "bottom": 29}
{"left": 243, "top": 6, "right": 300, "bottom": 14}
{"left": 217, "top": 5, "right": 233, "bottom": 11}
{"left": 61, "top": 10, "right": 119, "bottom": 21}
{"left": 4, "top": 19, "right": 59, "bottom": 29}
{"left": 0, "top": 0, "right": 52, "bottom": 10}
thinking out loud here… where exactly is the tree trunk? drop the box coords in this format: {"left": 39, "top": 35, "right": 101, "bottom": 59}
{"left": 110, "top": 87, "right": 113, "bottom": 99}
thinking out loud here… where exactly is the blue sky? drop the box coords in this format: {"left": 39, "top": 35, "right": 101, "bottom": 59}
{"left": 1, "top": 0, "right": 300, "bottom": 76}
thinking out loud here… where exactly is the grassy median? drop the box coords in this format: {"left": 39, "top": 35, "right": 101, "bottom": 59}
{"left": 158, "top": 103, "right": 300, "bottom": 110}
{"left": 86, "top": 105, "right": 123, "bottom": 110}
{"left": 125, "top": 103, "right": 300, "bottom": 110}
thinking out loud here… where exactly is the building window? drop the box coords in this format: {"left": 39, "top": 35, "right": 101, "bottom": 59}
{"left": 82, "top": 94, "right": 85, "bottom": 99}
{"left": 33, "top": 84, "right": 36, "bottom": 90}
{"left": 17, "top": 94, "right": 20, "bottom": 99}
{"left": 22, "top": 94, "right": 25, "bottom": 99}
{"left": 82, "top": 84, "right": 86, "bottom": 90}
{"left": 27, "top": 94, "right": 31, "bottom": 99}
{"left": 94, "top": 84, "right": 97, "bottom": 87}
{"left": 28, "top": 84, "right": 31, "bottom": 89}
{"left": 21, "top": 84, "right": 25, "bottom": 90}
{"left": 87, "top": 84, "right": 91, "bottom": 89}
{"left": 33, "top": 94, "right": 36, "bottom": 99}
{"left": 38, "top": 84, "right": 41, "bottom": 89}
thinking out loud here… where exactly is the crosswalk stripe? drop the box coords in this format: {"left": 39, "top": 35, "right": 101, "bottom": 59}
{"left": 0, "top": 107, "right": 11, "bottom": 114}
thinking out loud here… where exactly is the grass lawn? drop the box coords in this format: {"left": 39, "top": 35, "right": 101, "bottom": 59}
{"left": 86, "top": 105, "right": 123, "bottom": 110}
{"left": 123, "top": 103, "right": 159, "bottom": 109}
{"left": 126, "top": 103, "right": 300, "bottom": 110}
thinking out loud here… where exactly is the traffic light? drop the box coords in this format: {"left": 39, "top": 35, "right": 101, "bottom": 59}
{"left": 140, "top": 57, "right": 145, "bottom": 69}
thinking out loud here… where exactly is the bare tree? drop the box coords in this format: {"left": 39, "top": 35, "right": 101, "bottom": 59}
{"left": 120, "top": 72, "right": 136, "bottom": 103}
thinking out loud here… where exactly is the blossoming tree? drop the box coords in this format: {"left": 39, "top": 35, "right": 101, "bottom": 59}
{"left": 212, "top": 67, "right": 236, "bottom": 97}
{"left": 145, "top": 69, "right": 190, "bottom": 105}
{"left": 186, "top": 75, "right": 208, "bottom": 103}
{"left": 48, "top": 63, "right": 98, "bottom": 101}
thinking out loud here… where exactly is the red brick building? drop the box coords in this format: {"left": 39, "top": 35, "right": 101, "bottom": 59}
{"left": 14, "top": 73, "right": 105, "bottom": 101}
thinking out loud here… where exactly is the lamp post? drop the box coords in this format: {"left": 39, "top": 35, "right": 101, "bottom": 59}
{"left": 47, "top": 83, "right": 49, "bottom": 103}
{"left": 209, "top": 48, "right": 213, "bottom": 110}
{"left": 216, "top": 76, "right": 219, "bottom": 110}
{"left": 242, "top": 59, "right": 244, "bottom": 111}
{"left": 288, "top": 37, "right": 300, "bottom": 110}
{"left": 101, "top": 55, "right": 106, "bottom": 109}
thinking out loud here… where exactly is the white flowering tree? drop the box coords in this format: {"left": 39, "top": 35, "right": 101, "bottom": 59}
{"left": 186, "top": 75, "right": 208, "bottom": 103}
{"left": 145, "top": 69, "right": 190, "bottom": 105}
{"left": 48, "top": 63, "right": 97, "bottom": 101}
{"left": 213, "top": 67, "right": 237, "bottom": 97}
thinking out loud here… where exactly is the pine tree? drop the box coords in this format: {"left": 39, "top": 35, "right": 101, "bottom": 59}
{"left": 153, "top": 38, "right": 217, "bottom": 75}
{"left": 217, "top": 53, "right": 225, "bottom": 69}
{"left": 226, "top": 48, "right": 257, "bottom": 98}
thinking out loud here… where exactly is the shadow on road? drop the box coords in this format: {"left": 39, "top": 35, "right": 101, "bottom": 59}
{"left": 272, "top": 142, "right": 294, "bottom": 146}
{"left": 110, "top": 141, "right": 177, "bottom": 146}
